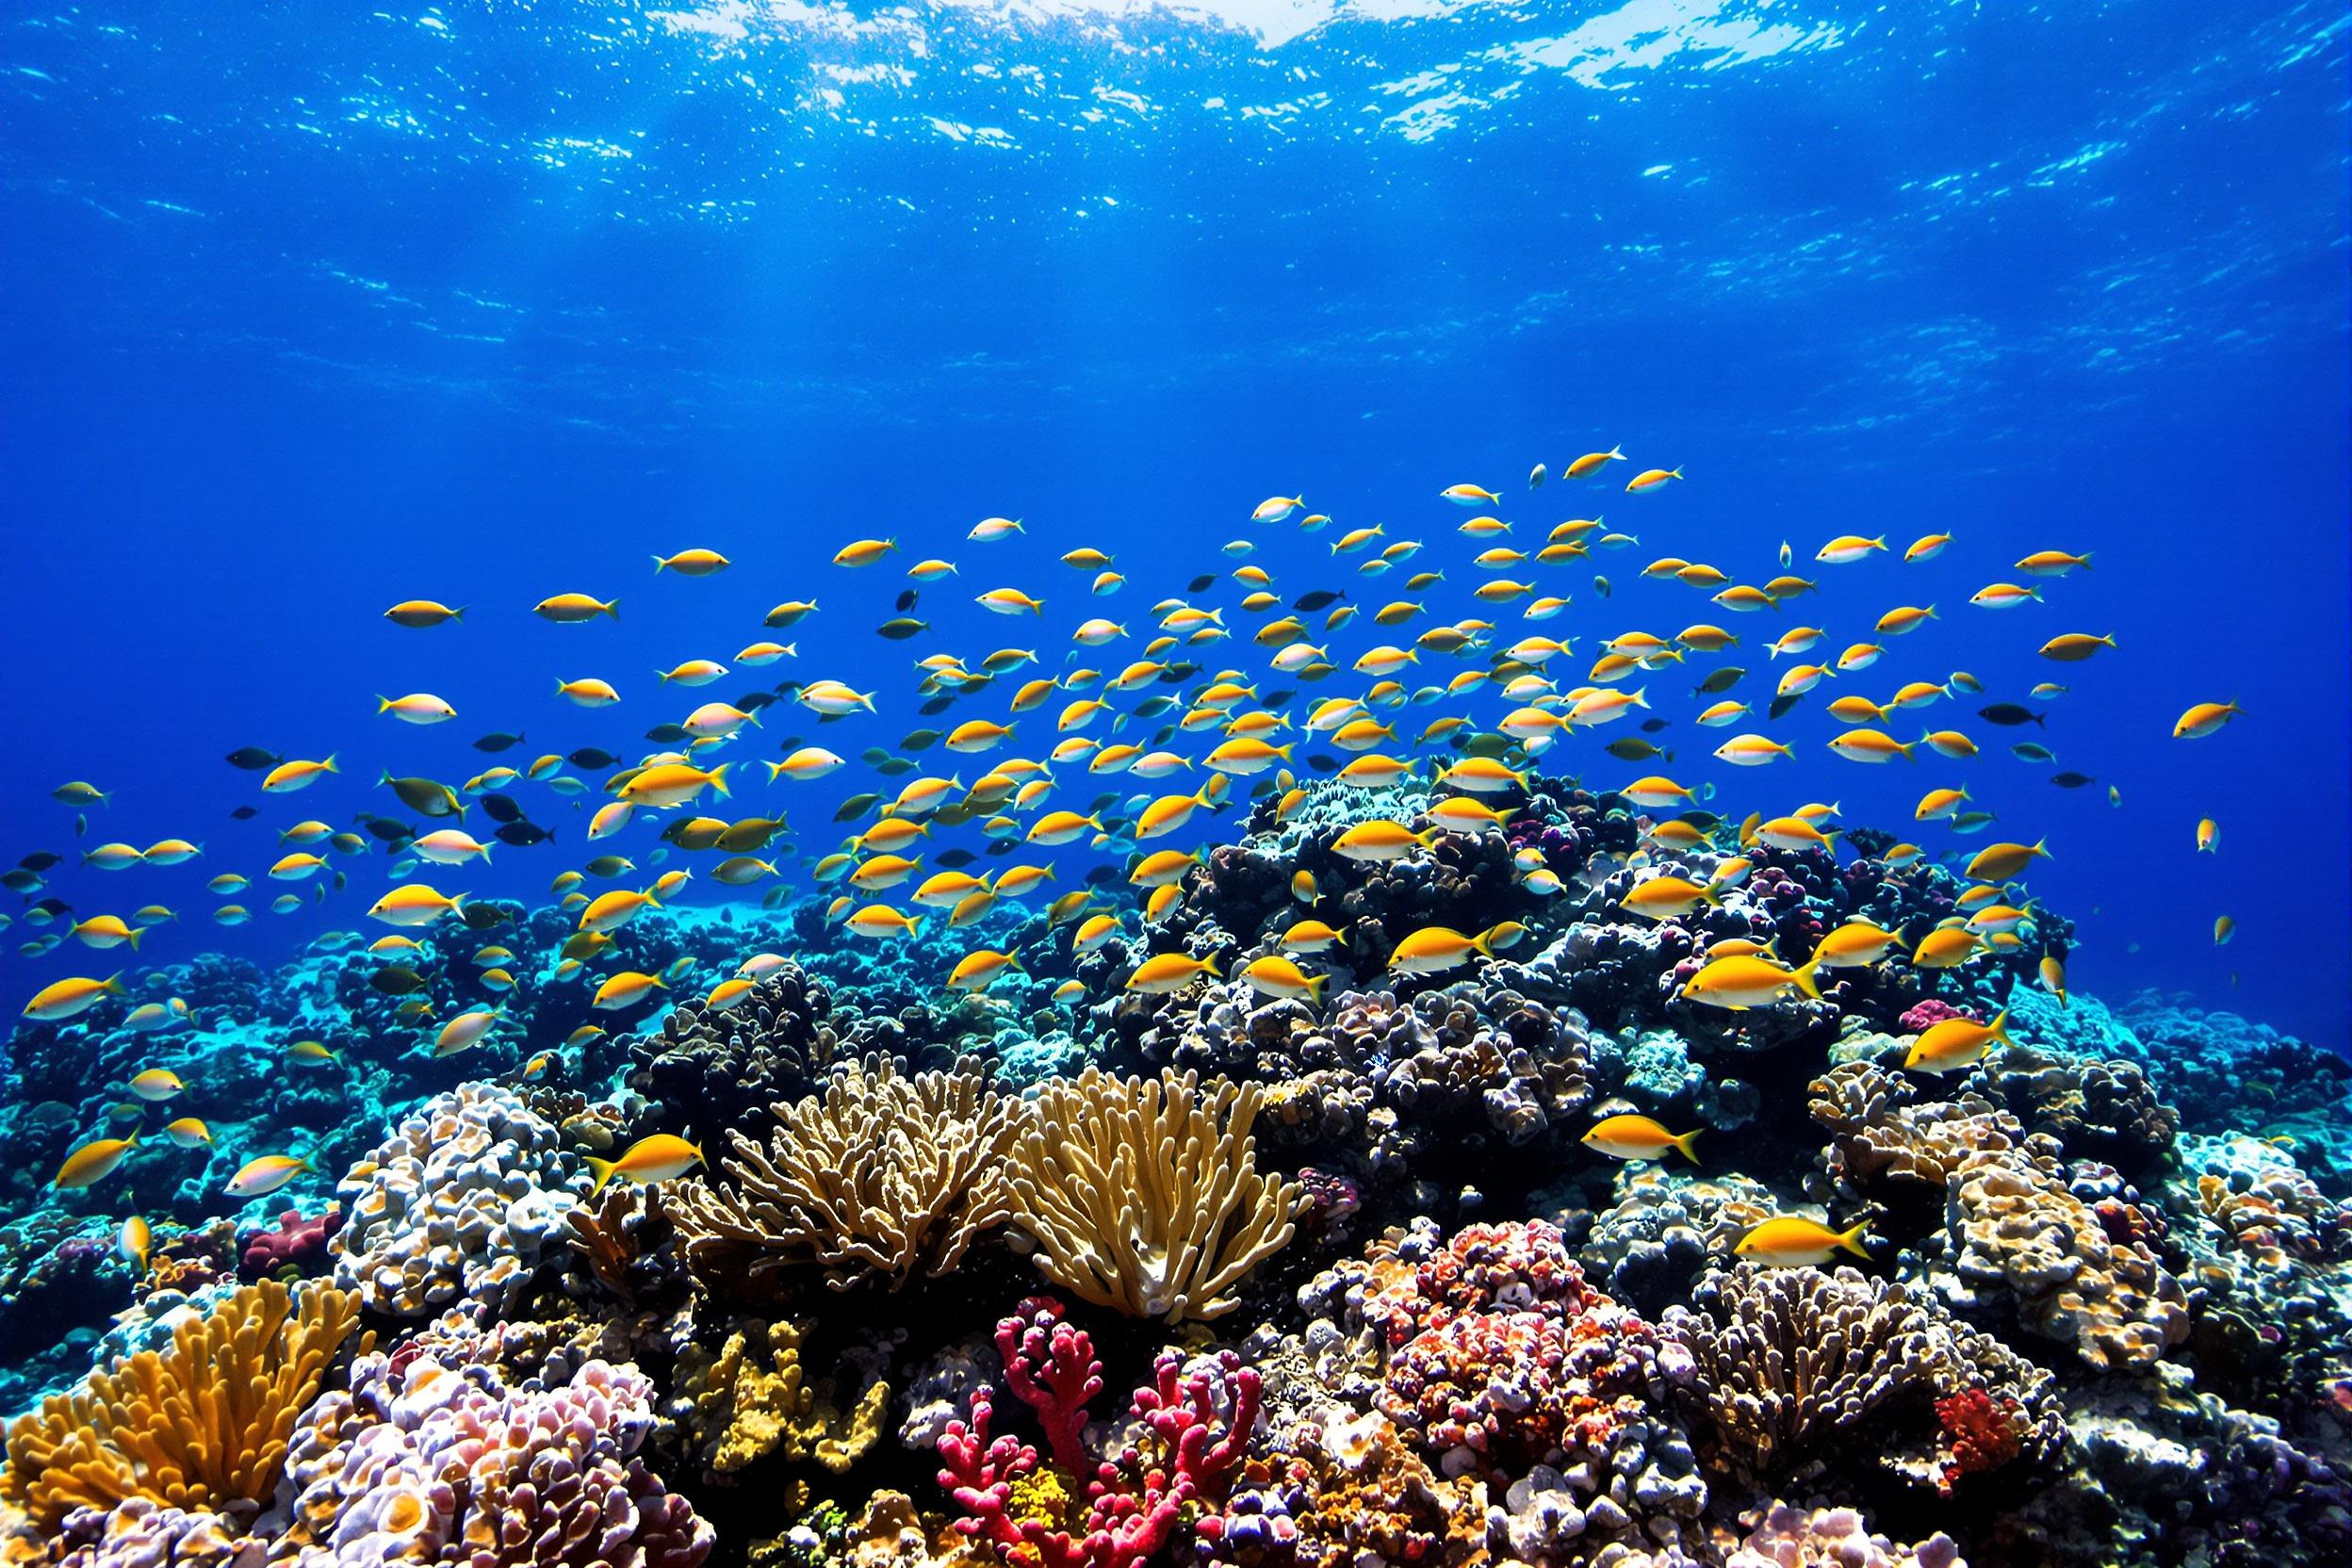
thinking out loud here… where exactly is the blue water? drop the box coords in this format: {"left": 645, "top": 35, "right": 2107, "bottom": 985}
{"left": 2, "top": 0, "right": 2345, "bottom": 1043}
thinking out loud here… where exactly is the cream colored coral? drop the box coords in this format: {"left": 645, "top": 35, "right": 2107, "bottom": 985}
{"left": 1949, "top": 1149, "right": 2191, "bottom": 1369}
{"left": 674, "top": 1055, "right": 1016, "bottom": 1290}
{"left": 1006, "top": 1067, "right": 1304, "bottom": 1322}
{"left": 0, "top": 1281, "right": 362, "bottom": 1530}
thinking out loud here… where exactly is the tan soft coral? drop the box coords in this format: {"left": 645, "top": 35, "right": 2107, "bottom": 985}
{"left": 673, "top": 1055, "right": 1017, "bottom": 1293}
{"left": 675, "top": 1316, "right": 891, "bottom": 1485}
{"left": 1006, "top": 1067, "right": 1304, "bottom": 1321}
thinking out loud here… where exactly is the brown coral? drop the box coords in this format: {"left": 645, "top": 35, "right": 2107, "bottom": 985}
{"left": 674, "top": 1316, "right": 890, "bottom": 1484}
{"left": 673, "top": 1055, "right": 1017, "bottom": 1293}
{"left": 1006, "top": 1067, "right": 1305, "bottom": 1321}
{"left": 1663, "top": 1265, "right": 1941, "bottom": 1480}
{"left": 1808, "top": 1063, "right": 2034, "bottom": 1191}
{"left": 1, "top": 1280, "right": 362, "bottom": 1530}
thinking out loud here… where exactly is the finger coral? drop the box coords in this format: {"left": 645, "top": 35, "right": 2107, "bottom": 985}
{"left": 1, "top": 1279, "right": 362, "bottom": 1532}
{"left": 1005, "top": 1068, "right": 1304, "bottom": 1321}
{"left": 672, "top": 1055, "right": 1016, "bottom": 1292}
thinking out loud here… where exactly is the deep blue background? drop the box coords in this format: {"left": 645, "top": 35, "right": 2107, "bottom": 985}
{"left": 2, "top": 1, "right": 2345, "bottom": 1041}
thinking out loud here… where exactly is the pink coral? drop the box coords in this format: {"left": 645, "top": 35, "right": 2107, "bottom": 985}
{"left": 936, "top": 1297, "right": 1259, "bottom": 1568}
{"left": 1899, "top": 999, "right": 1970, "bottom": 1033}
{"left": 240, "top": 1208, "right": 343, "bottom": 1281}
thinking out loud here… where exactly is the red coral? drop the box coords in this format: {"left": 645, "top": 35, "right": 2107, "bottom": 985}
{"left": 938, "top": 1297, "right": 1260, "bottom": 1568}
{"left": 1936, "top": 1386, "right": 2025, "bottom": 1493}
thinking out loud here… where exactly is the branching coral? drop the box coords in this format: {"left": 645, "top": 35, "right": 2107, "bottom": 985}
{"left": 674, "top": 1316, "right": 891, "bottom": 1482}
{"left": 1, "top": 1280, "right": 362, "bottom": 1531}
{"left": 1006, "top": 1068, "right": 1303, "bottom": 1321}
{"left": 672, "top": 1055, "right": 1016, "bottom": 1292}
{"left": 936, "top": 1297, "right": 1259, "bottom": 1568}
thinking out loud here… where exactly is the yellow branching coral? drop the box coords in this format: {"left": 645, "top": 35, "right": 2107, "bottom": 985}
{"left": 1006, "top": 1067, "right": 1305, "bottom": 1322}
{"left": 1, "top": 1279, "right": 362, "bottom": 1531}
{"left": 677, "top": 1316, "right": 891, "bottom": 1479}
{"left": 673, "top": 1055, "right": 1018, "bottom": 1291}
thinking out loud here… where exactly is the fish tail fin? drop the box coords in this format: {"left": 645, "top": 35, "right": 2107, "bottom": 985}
{"left": 1990, "top": 1008, "right": 2013, "bottom": 1045}
{"left": 651, "top": 554, "right": 666, "bottom": 573}
{"left": 1608, "top": 445, "right": 1624, "bottom": 460}
{"left": 104, "top": 972, "right": 126, "bottom": 995}
{"left": 376, "top": 695, "right": 393, "bottom": 713}
{"left": 1791, "top": 959, "right": 1822, "bottom": 1001}
{"left": 2034, "top": 836, "right": 2051, "bottom": 860}
{"left": 1671, "top": 466, "right": 1685, "bottom": 479}
{"left": 585, "top": 1156, "right": 615, "bottom": 1198}
{"left": 125, "top": 927, "right": 142, "bottom": 952}
{"left": 1305, "top": 972, "right": 1328, "bottom": 1003}
{"left": 709, "top": 764, "right": 733, "bottom": 799}
{"left": 323, "top": 754, "right": 339, "bottom": 775}
{"left": 1202, "top": 954, "right": 1222, "bottom": 977}
{"left": 1671, "top": 1129, "right": 1703, "bottom": 1163}
{"left": 1837, "top": 1220, "right": 1872, "bottom": 1259}
{"left": 603, "top": 598, "right": 620, "bottom": 620}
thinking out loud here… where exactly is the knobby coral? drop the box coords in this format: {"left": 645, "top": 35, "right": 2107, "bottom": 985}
{"left": 673, "top": 1316, "right": 890, "bottom": 1482}
{"left": 1006, "top": 1068, "right": 1303, "bottom": 1321}
{"left": 2, "top": 1280, "right": 362, "bottom": 1531}
{"left": 672, "top": 1055, "right": 1016, "bottom": 1292}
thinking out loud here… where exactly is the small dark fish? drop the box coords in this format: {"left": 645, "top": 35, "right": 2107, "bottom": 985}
{"left": 919, "top": 695, "right": 955, "bottom": 717}
{"left": 460, "top": 902, "right": 513, "bottom": 931}
{"left": 834, "top": 792, "right": 879, "bottom": 823}
{"left": 17, "top": 852, "right": 59, "bottom": 872}
{"left": 30, "top": 895, "right": 70, "bottom": 919}
{"left": 1593, "top": 576, "right": 1611, "bottom": 598}
{"left": 1151, "top": 725, "right": 1178, "bottom": 745}
{"left": 479, "top": 793, "right": 525, "bottom": 825}
{"left": 1978, "top": 705, "right": 2046, "bottom": 727}
{"left": 1695, "top": 667, "right": 1744, "bottom": 695}
{"left": 1639, "top": 719, "right": 1670, "bottom": 733}
{"left": 1085, "top": 865, "right": 1121, "bottom": 887}
{"left": 2050, "top": 772, "right": 2096, "bottom": 789}
{"left": 985, "top": 840, "right": 1017, "bottom": 857}
{"left": 370, "top": 966, "right": 432, "bottom": 996}
{"left": 74, "top": 813, "right": 87, "bottom": 837}
{"left": 231, "top": 806, "right": 259, "bottom": 820}
{"left": 472, "top": 732, "right": 526, "bottom": 753}
{"left": 1462, "top": 732, "right": 1517, "bottom": 760}
{"left": 494, "top": 821, "right": 553, "bottom": 846}
{"left": 877, "top": 618, "right": 929, "bottom": 640}
{"left": 1292, "top": 590, "right": 1344, "bottom": 612}
{"left": 0, "top": 869, "right": 40, "bottom": 893}
{"left": 937, "top": 848, "right": 977, "bottom": 869}
{"left": 876, "top": 758, "right": 916, "bottom": 776}
{"left": 2012, "top": 742, "right": 2058, "bottom": 764}
{"left": 902, "top": 729, "right": 939, "bottom": 751}
{"left": 1134, "top": 696, "right": 1176, "bottom": 718}
{"left": 568, "top": 748, "right": 619, "bottom": 770}
{"left": 645, "top": 724, "right": 691, "bottom": 743}
{"left": 1767, "top": 694, "right": 1803, "bottom": 721}
{"left": 1605, "top": 738, "right": 1670, "bottom": 762}
{"left": 933, "top": 803, "right": 972, "bottom": 828}
{"left": 859, "top": 747, "right": 891, "bottom": 766}
{"left": 358, "top": 815, "right": 413, "bottom": 842}
{"left": 1309, "top": 754, "right": 1340, "bottom": 772}
{"left": 1264, "top": 690, "right": 1295, "bottom": 710}
{"left": 1165, "top": 662, "right": 1200, "bottom": 682}
{"left": 717, "top": 818, "right": 784, "bottom": 853}
{"left": 738, "top": 691, "right": 776, "bottom": 712}
{"left": 225, "top": 747, "right": 282, "bottom": 771}
{"left": 1188, "top": 574, "right": 1217, "bottom": 593}
{"left": 896, "top": 589, "right": 920, "bottom": 612}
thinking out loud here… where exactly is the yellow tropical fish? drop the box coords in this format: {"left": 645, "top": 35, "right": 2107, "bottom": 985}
{"left": 54, "top": 1135, "right": 139, "bottom": 1189}
{"left": 1581, "top": 1115, "right": 1700, "bottom": 1163}
{"left": 1905, "top": 1009, "right": 2014, "bottom": 1072}
{"left": 587, "top": 1135, "right": 706, "bottom": 1195}
{"left": 1126, "top": 953, "right": 1219, "bottom": 993}
{"left": 1735, "top": 1216, "right": 1870, "bottom": 1266}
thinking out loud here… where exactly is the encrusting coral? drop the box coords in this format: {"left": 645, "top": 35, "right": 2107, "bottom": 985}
{"left": 1005, "top": 1067, "right": 1304, "bottom": 1321}
{"left": 673, "top": 1315, "right": 891, "bottom": 1484}
{"left": 671, "top": 1054, "right": 1016, "bottom": 1292}
{"left": 1, "top": 1279, "right": 363, "bottom": 1532}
